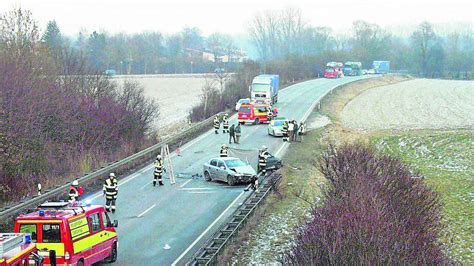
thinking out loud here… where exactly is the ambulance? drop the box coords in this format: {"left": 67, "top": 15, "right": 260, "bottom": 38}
{"left": 14, "top": 202, "right": 118, "bottom": 266}
{"left": 0, "top": 233, "right": 43, "bottom": 266}
{"left": 238, "top": 103, "right": 278, "bottom": 125}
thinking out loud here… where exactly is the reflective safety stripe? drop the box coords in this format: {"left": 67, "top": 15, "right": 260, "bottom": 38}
{"left": 73, "top": 231, "right": 117, "bottom": 254}
{"left": 37, "top": 243, "right": 65, "bottom": 257}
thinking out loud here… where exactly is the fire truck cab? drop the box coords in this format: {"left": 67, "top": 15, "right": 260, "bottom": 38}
{"left": 0, "top": 233, "right": 43, "bottom": 266}
{"left": 14, "top": 202, "right": 118, "bottom": 266}
{"left": 238, "top": 103, "right": 278, "bottom": 125}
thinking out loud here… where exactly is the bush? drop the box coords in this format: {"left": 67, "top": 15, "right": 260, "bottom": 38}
{"left": 283, "top": 144, "right": 449, "bottom": 265}
{"left": 0, "top": 8, "right": 158, "bottom": 204}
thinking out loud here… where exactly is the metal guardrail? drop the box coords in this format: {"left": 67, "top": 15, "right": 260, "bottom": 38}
{"left": 188, "top": 172, "right": 282, "bottom": 266}
{"left": 0, "top": 112, "right": 223, "bottom": 220}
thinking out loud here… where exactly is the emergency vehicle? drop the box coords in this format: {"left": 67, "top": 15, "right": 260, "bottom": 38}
{"left": 324, "top": 62, "right": 343, "bottom": 79}
{"left": 238, "top": 103, "right": 278, "bottom": 125}
{"left": 0, "top": 233, "right": 43, "bottom": 266}
{"left": 14, "top": 202, "right": 118, "bottom": 266}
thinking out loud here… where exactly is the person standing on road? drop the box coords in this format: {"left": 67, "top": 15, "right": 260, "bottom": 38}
{"left": 213, "top": 115, "right": 220, "bottom": 134}
{"left": 222, "top": 113, "right": 229, "bottom": 133}
{"left": 288, "top": 120, "right": 295, "bottom": 142}
{"left": 266, "top": 106, "right": 273, "bottom": 123}
{"left": 154, "top": 155, "right": 165, "bottom": 186}
{"left": 103, "top": 173, "right": 118, "bottom": 213}
{"left": 258, "top": 145, "right": 269, "bottom": 176}
{"left": 235, "top": 124, "right": 242, "bottom": 144}
{"left": 68, "top": 179, "right": 80, "bottom": 203}
{"left": 293, "top": 120, "right": 299, "bottom": 142}
{"left": 220, "top": 144, "right": 229, "bottom": 157}
{"left": 282, "top": 121, "right": 289, "bottom": 142}
{"left": 299, "top": 122, "right": 305, "bottom": 142}
{"left": 229, "top": 124, "right": 236, "bottom": 144}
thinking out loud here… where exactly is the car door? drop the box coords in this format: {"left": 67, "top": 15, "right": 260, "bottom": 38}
{"left": 87, "top": 212, "right": 108, "bottom": 264}
{"left": 216, "top": 160, "right": 227, "bottom": 181}
{"left": 208, "top": 159, "right": 218, "bottom": 179}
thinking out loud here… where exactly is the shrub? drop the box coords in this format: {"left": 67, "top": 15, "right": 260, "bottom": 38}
{"left": 283, "top": 144, "right": 449, "bottom": 265}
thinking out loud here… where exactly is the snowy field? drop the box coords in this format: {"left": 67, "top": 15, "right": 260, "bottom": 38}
{"left": 341, "top": 79, "right": 474, "bottom": 131}
{"left": 111, "top": 74, "right": 213, "bottom": 129}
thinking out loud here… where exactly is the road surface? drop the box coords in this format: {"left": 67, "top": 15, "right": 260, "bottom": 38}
{"left": 86, "top": 76, "right": 367, "bottom": 265}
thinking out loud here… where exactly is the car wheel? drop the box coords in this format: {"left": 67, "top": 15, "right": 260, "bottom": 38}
{"left": 77, "top": 260, "right": 84, "bottom": 266}
{"left": 204, "top": 171, "right": 212, "bottom": 182}
{"left": 109, "top": 243, "right": 118, "bottom": 263}
{"left": 254, "top": 118, "right": 259, "bottom": 125}
{"left": 227, "top": 175, "right": 235, "bottom": 186}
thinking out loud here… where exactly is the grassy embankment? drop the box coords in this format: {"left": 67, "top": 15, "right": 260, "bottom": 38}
{"left": 225, "top": 75, "right": 473, "bottom": 264}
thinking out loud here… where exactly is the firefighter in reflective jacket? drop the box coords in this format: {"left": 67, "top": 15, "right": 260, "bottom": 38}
{"left": 68, "top": 179, "right": 80, "bottom": 203}
{"left": 266, "top": 107, "right": 273, "bottom": 123}
{"left": 220, "top": 144, "right": 229, "bottom": 157}
{"left": 154, "top": 155, "right": 165, "bottom": 186}
{"left": 258, "top": 145, "right": 269, "bottom": 175}
{"left": 213, "top": 115, "right": 220, "bottom": 134}
{"left": 282, "top": 121, "right": 289, "bottom": 142}
{"left": 222, "top": 114, "right": 229, "bottom": 133}
{"left": 103, "top": 173, "right": 118, "bottom": 213}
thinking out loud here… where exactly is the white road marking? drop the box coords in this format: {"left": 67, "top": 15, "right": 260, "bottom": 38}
{"left": 275, "top": 142, "right": 289, "bottom": 157}
{"left": 137, "top": 204, "right": 156, "bottom": 218}
{"left": 179, "top": 179, "right": 193, "bottom": 188}
{"left": 180, "top": 187, "right": 212, "bottom": 190}
{"left": 171, "top": 190, "right": 246, "bottom": 266}
{"left": 140, "top": 181, "right": 153, "bottom": 190}
{"left": 186, "top": 191, "right": 216, "bottom": 194}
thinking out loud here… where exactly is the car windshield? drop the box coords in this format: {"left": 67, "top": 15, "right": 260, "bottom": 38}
{"left": 252, "top": 84, "right": 270, "bottom": 92}
{"left": 239, "top": 99, "right": 249, "bottom": 104}
{"left": 239, "top": 107, "right": 251, "bottom": 113}
{"left": 273, "top": 120, "right": 285, "bottom": 126}
{"left": 225, "top": 159, "right": 247, "bottom": 168}
{"left": 325, "top": 68, "right": 334, "bottom": 72}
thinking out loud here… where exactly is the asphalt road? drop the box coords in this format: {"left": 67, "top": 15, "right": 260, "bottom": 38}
{"left": 86, "top": 76, "right": 367, "bottom": 265}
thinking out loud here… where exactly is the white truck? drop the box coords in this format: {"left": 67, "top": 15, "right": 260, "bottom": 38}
{"left": 249, "top": 75, "right": 279, "bottom": 105}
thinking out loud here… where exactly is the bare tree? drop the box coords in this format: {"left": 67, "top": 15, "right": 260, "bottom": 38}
{"left": 200, "top": 78, "right": 217, "bottom": 116}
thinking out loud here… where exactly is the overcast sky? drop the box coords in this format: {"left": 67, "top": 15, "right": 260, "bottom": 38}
{"left": 1, "top": 0, "right": 473, "bottom": 36}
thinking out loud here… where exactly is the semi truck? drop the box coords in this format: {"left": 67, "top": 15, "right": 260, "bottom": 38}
{"left": 250, "top": 75, "right": 279, "bottom": 104}
{"left": 343, "top": 62, "right": 362, "bottom": 76}
{"left": 373, "top": 61, "right": 390, "bottom": 74}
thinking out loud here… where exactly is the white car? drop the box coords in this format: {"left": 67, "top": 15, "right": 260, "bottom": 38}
{"left": 235, "top": 98, "right": 251, "bottom": 111}
{"left": 203, "top": 157, "right": 256, "bottom": 185}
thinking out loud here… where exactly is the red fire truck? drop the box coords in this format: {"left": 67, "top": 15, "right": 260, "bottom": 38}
{"left": 324, "top": 62, "right": 343, "bottom": 79}
{"left": 238, "top": 103, "right": 278, "bottom": 125}
{"left": 0, "top": 233, "right": 43, "bottom": 266}
{"left": 14, "top": 202, "right": 118, "bottom": 266}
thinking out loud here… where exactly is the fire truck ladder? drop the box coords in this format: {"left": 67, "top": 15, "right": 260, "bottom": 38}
{"left": 161, "top": 144, "right": 175, "bottom": 184}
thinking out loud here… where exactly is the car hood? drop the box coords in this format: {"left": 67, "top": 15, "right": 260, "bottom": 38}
{"left": 228, "top": 165, "right": 256, "bottom": 175}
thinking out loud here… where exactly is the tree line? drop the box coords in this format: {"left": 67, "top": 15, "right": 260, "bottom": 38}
{"left": 249, "top": 8, "right": 474, "bottom": 79}
{"left": 42, "top": 21, "right": 239, "bottom": 75}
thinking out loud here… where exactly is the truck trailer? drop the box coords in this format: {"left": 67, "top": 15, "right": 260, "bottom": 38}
{"left": 373, "top": 61, "right": 390, "bottom": 74}
{"left": 250, "top": 75, "right": 279, "bottom": 104}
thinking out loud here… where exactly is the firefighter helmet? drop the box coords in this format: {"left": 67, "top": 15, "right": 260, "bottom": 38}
{"left": 72, "top": 180, "right": 79, "bottom": 186}
{"left": 109, "top": 173, "right": 116, "bottom": 178}
{"left": 261, "top": 145, "right": 267, "bottom": 151}
{"left": 157, "top": 154, "right": 161, "bottom": 160}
